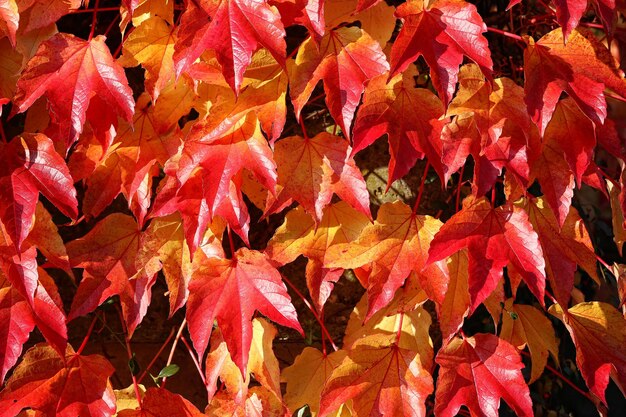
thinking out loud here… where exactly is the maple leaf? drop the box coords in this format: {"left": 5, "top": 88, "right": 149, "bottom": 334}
{"left": 174, "top": 113, "right": 277, "bottom": 224}
{"left": 434, "top": 333, "right": 533, "bottom": 417}
{"left": 319, "top": 334, "right": 433, "bottom": 417}
{"left": 13, "top": 33, "right": 135, "bottom": 149}
{"left": 500, "top": 299, "right": 559, "bottom": 383}
{"left": 325, "top": 201, "right": 449, "bottom": 319}
{"left": 523, "top": 197, "right": 598, "bottom": 306}
{"left": 119, "top": 15, "right": 177, "bottom": 101}
{"left": 444, "top": 64, "right": 540, "bottom": 195}
{"left": 266, "top": 202, "right": 369, "bottom": 310}
{"left": 117, "top": 387, "right": 205, "bottom": 417}
{"left": 550, "top": 302, "right": 626, "bottom": 404}
{"left": 265, "top": 133, "right": 370, "bottom": 223}
{"left": 136, "top": 214, "right": 195, "bottom": 316}
{"left": 0, "top": 133, "right": 77, "bottom": 251}
{"left": 205, "top": 318, "right": 284, "bottom": 409}
{"left": 289, "top": 26, "right": 389, "bottom": 136}
{"left": 186, "top": 247, "right": 303, "bottom": 375}
{"left": 0, "top": 0, "right": 18, "bottom": 46}
{"left": 67, "top": 214, "right": 156, "bottom": 335}
{"left": 281, "top": 347, "right": 347, "bottom": 416}
{"left": 173, "top": 0, "right": 286, "bottom": 93}
{"left": 25, "top": 203, "right": 72, "bottom": 275}
{"left": 343, "top": 288, "right": 434, "bottom": 369}
{"left": 191, "top": 49, "right": 288, "bottom": 142}
{"left": 428, "top": 197, "right": 546, "bottom": 312}
{"left": 77, "top": 93, "right": 181, "bottom": 224}
{"left": 0, "top": 343, "right": 115, "bottom": 417}
{"left": 352, "top": 72, "right": 447, "bottom": 187}
{"left": 390, "top": 0, "right": 493, "bottom": 106}
{"left": 523, "top": 28, "right": 626, "bottom": 135}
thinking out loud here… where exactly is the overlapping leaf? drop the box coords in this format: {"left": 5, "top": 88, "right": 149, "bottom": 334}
{"left": 550, "top": 302, "right": 626, "bottom": 404}
{"left": 428, "top": 197, "right": 546, "bottom": 311}
{"left": 390, "top": 0, "right": 493, "bottom": 106}
{"left": 0, "top": 133, "right": 77, "bottom": 251}
{"left": 289, "top": 26, "right": 389, "bottom": 136}
{"left": 265, "top": 133, "right": 370, "bottom": 223}
{"left": 524, "top": 28, "right": 626, "bottom": 134}
{"left": 0, "top": 343, "right": 115, "bottom": 417}
{"left": 266, "top": 202, "right": 369, "bottom": 310}
{"left": 13, "top": 33, "right": 135, "bottom": 149}
{"left": 435, "top": 333, "right": 533, "bottom": 417}
{"left": 500, "top": 299, "right": 559, "bottom": 383}
{"left": 319, "top": 334, "right": 433, "bottom": 417}
{"left": 186, "top": 247, "right": 302, "bottom": 375}
{"left": 174, "top": 0, "right": 286, "bottom": 93}
{"left": 522, "top": 197, "right": 598, "bottom": 305}
{"left": 352, "top": 72, "right": 447, "bottom": 187}
{"left": 326, "top": 201, "right": 449, "bottom": 318}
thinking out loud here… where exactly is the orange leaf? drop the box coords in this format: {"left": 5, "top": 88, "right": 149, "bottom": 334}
{"left": 319, "top": 334, "right": 433, "bottom": 417}
{"left": 289, "top": 26, "right": 389, "bottom": 136}
{"left": 266, "top": 133, "right": 370, "bottom": 223}
{"left": 326, "top": 201, "right": 449, "bottom": 319}
{"left": 0, "top": 343, "right": 115, "bottom": 417}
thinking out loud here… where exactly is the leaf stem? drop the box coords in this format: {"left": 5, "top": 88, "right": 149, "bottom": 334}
{"left": 520, "top": 351, "right": 595, "bottom": 402}
{"left": 137, "top": 326, "right": 176, "bottom": 384}
{"left": 227, "top": 226, "right": 236, "bottom": 256}
{"left": 75, "top": 314, "right": 99, "bottom": 356}
{"left": 181, "top": 336, "right": 208, "bottom": 386}
{"left": 299, "top": 117, "right": 309, "bottom": 140}
{"left": 88, "top": 0, "right": 100, "bottom": 41}
{"left": 281, "top": 274, "right": 338, "bottom": 351}
{"left": 70, "top": 6, "right": 120, "bottom": 14}
{"left": 395, "top": 311, "right": 405, "bottom": 343}
{"left": 161, "top": 318, "right": 187, "bottom": 389}
{"left": 115, "top": 306, "right": 144, "bottom": 410}
{"left": 412, "top": 161, "right": 430, "bottom": 214}
{"left": 487, "top": 27, "right": 523, "bottom": 41}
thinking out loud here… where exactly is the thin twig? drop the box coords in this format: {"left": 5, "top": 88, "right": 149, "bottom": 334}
{"left": 282, "top": 274, "right": 338, "bottom": 351}
{"left": 161, "top": 318, "right": 187, "bottom": 389}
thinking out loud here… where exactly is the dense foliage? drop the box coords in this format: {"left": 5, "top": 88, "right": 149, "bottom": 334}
{"left": 0, "top": 0, "right": 626, "bottom": 416}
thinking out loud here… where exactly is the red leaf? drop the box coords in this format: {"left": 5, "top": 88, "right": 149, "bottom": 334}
{"left": 390, "top": 0, "right": 493, "bottom": 106}
{"left": 0, "top": 133, "right": 77, "bottom": 251}
{"left": 13, "top": 33, "right": 135, "bottom": 149}
{"left": 0, "top": 286, "right": 35, "bottom": 383}
{"left": 174, "top": 0, "right": 286, "bottom": 93}
{"left": 67, "top": 214, "right": 155, "bottom": 335}
{"left": 352, "top": 72, "right": 447, "bottom": 186}
{"left": 289, "top": 26, "right": 389, "bottom": 136}
{"left": 428, "top": 197, "right": 546, "bottom": 311}
{"left": 523, "top": 28, "right": 626, "bottom": 135}
{"left": 266, "top": 132, "right": 370, "bottom": 222}
{"left": 434, "top": 333, "right": 533, "bottom": 417}
{"left": 0, "top": 344, "right": 115, "bottom": 417}
{"left": 186, "top": 248, "right": 303, "bottom": 375}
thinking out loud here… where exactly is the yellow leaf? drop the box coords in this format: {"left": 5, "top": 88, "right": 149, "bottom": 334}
{"left": 501, "top": 299, "right": 559, "bottom": 383}
{"left": 281, "top": 347, "right": 347, "bottom": 416}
